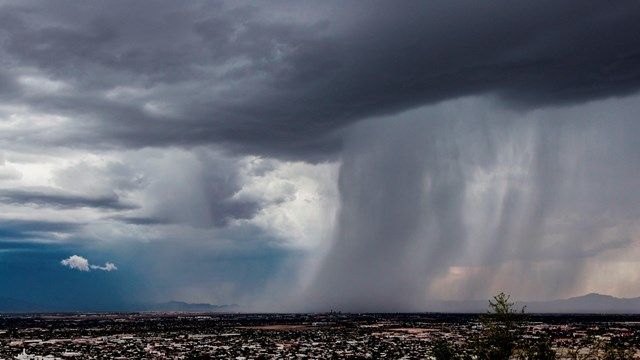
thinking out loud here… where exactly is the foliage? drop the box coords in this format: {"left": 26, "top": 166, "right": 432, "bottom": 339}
{"left": 565, "top": 336, "right": 637, "bottom": 360}
{"left": 474, "top": 292, "right": 525, "bottom": 360}
{"left": 565, "top": 348, "right": 599, "bottom": 360}
{"left": 431, "top": 338, "right": 471, "bottom": 360}
{"left": 431, "top": 293, "right": 639, "bottom": 359}
{"left": 602, "top": 338, "right": 636, "bottom": 360}
{"left": 516, "top": 336, "right": 556, "bottom": 360}
{"left": 432, "top": 338, "right": 456, "bottom": 360}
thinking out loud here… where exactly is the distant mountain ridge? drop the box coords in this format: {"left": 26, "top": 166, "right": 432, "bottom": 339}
{"left": 139, "top": 301, "right": 238, "bottom": 312}
{"left": 427, "top": 293, "right": 640, "bottom": 314}
{"left": 523, "top": 293, "right": 640, "bottom": 314}
{"left": 3, "top": 293, "right": 640, "bottom": 313}
{"left": 0, "top": 298, "right": 237, "bottom": 313}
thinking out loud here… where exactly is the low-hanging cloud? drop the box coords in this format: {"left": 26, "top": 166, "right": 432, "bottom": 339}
{"left": 0, "top": 187, "right": 137, "bottom": 210}
{"left": 0, "top": 1, "right": 639, "bottom": 159}
{"left": 61, "top": 255, "right": 118, "bottom": 272}
{"left": 0, "top": 220, "right": 81, "bottom": 243}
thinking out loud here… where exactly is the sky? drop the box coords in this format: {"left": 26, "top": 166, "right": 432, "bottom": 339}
{"left": 1, "top": 0, "right": 640, "bottom": 311}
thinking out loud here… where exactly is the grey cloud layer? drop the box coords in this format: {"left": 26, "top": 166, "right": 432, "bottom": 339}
{"left": 1, "top": 1, "right": 640, "bottom": 158}
{"left": 0, "top": 187, "right": 136, "bottom": 210}
{"left": 0, "top": 219, "right": 80, "bottom": 244}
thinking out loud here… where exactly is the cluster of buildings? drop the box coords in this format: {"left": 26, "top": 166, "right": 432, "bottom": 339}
{"left": 0, "top": 313, "right": 638, "bottom": 359}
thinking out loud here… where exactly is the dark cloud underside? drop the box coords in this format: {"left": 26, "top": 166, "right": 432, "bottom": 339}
{"left": 0, "top": 219, "right": 81, "bottom": 242}
{"left": 0, "top": 187, "right": 136, "bottom": 210}
{"left": 0, "top": 1, "right": 639, "bottom": 158}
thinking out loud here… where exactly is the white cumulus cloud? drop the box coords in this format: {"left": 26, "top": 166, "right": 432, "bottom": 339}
{"left": 90, "top": 262, "right": 118, "bottom": 272}
{"left": 60, "top": 255, "right": 90, "bottom": 271}
{"left": 60, "top": 255, "right": 117, "bottom": 272}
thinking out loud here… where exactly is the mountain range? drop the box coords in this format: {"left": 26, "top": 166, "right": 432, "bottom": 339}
{"left": 135, "top": 301, "right": 237, "bottom": 312}
{"left": 2, "top": 293, "right": 640, "bottom": 313}
{"left": 0, "top": 298, "right": 237, "bottom": 313}
{"left": 427, "top": 293, "right": 640, "bottom": 314}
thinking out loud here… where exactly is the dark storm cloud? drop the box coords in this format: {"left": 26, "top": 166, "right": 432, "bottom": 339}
{"left": 0, "top": 219, "right": 80, "bottom": 241}
{"left": 1, "top": 1, "right": 639, "bottom": 158}
{"left": 134, "top": 150, "right": 263, "bottom": 228}
{"left": 199, "top": 152, "right": 265, "bottom": 227}
{"left": 210, "top": 199, "right": 261, "bottom": 227}
{"left": 0, "top": 187, "right": 137, "bottom": 210}
{"left": 107, "top": 215, "right": 172, "bottom": 226}
{"left": 0, "top": 70, "right": 19, "bottom": 99}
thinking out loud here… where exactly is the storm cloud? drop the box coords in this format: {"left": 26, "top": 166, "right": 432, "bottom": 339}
{"left": 1, "top": 1, "right": 640, "bottom": 310}
{"left": 0, "top": 187, "right": 136, "bottom": 210}
{"left": 0, "top": 1, "right": 639, "bottom": 158}
{"left": 0, "top": 219, "right": 81, "bottom": 242}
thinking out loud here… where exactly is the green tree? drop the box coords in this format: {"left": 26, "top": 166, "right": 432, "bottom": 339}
{"left": 432, "top": 338, "right": 456, "bottom": 360}
{"left": 602, "top": 338, "right": 636, "bottom": 360}
{"left": 474, "top": 292, "right": 524, "bottom": 360}
{"left": 517, "top": 335, "right": 556, "bottom": 360}
{"left": 431, "top": 338, "right": 471, "bottom": 360}
{"left": 565, "top": 336, "right": 599, "bottom": 360}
